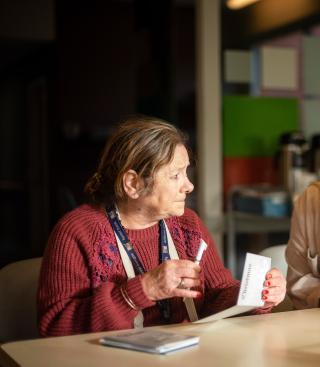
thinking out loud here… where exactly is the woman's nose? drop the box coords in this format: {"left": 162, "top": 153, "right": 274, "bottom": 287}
{"left": 185, "top": 178, "right": 194, "bottom": 194}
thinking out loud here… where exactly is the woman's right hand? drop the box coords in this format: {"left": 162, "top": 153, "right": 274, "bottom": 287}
{"left": 141, "top": 259, "right": 202, "bottom": 301}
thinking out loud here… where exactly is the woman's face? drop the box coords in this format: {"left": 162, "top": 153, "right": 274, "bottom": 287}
{"left": 138, "top": 144, "right": 194, "bottom": 220}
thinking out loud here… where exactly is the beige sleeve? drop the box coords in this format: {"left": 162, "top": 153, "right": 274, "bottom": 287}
{"left": 285, "top": 183, "right": 320, "bottom": 309}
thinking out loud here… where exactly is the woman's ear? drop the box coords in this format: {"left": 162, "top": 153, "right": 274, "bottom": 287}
{"left": 122, "top": 170, "right": 143, "bottom": 199}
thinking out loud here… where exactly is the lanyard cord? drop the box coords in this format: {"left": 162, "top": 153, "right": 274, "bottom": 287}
{"left": 106, "top": 205, "right": 171, "bottom": 321}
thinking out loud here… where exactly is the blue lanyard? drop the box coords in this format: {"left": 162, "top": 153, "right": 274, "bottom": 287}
{"left": 106, "top": 206, "right": 171, "bottom": 321}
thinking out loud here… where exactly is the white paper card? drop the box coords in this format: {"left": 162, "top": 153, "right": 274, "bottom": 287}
{"left": 237, "top": 252, "right": 271, "bottom": 307}
{"left": 194, "top": 252, "right": 271, "bottom": 324}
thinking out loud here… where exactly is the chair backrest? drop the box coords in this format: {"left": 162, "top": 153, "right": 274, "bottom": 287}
{"left": 259, "top": 244, "right": 288, "bottom": 276}
{"left": 0, "top": 257, "right": 42, "bottom": 342}
{"left": 259, "top": 245, "right": 293, "bottom": 312}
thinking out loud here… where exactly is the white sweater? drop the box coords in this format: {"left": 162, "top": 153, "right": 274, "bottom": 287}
{"left": 286, "top": 181, "right": 320, "bottom": 309}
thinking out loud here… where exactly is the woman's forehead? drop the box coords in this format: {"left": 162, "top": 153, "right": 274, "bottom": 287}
{"left": 172, "top": 145, "right": 189, "bottom": 162}
{"left": 163, "top": 145, "right": 190, "bottom": 171}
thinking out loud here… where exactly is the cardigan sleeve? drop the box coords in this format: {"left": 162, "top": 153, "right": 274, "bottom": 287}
{"left": 197, "top": 218, "right": 240, "bottom": 317}
{"left": 37, "top": 214, "right": 154, "bottom": 337}
{"left": 286, "top": 183, "right": 320, "bottom": 309}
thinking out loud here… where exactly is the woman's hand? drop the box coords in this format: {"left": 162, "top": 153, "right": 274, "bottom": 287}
{"left": 141, "top": 259, "right": 202, "bottom": 301}
{"left": 261, "top": 267, "right": 287, "bottom": 307}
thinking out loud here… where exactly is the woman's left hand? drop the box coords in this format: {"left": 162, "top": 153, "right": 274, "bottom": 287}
{"left": 261, "top": 268, "right": 286, "bottom": 307}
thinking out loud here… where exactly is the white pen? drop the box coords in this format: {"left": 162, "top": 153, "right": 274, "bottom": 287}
{"left": 194, "top": 239, "right": 207, "bottom": 265}
{"left": 182, "top": 239, "right": 208, "bottom": 313}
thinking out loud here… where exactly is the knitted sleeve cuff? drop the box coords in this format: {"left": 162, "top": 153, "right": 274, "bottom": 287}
{"left": 125, "top": 275, "right": 156, "bottom": 310}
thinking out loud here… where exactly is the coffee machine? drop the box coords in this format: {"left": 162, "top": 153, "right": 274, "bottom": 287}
{"left": 278, "top": 131, "right": 309, "bottom": 197}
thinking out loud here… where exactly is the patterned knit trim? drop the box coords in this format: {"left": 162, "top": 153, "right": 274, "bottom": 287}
{"left": 91, "top": 223, "right": 123, "bottom": 288}
{"left": 167, "top": 209, "right": 202, "bottom": 260}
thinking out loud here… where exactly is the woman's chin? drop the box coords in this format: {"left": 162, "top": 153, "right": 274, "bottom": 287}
{"left": 173, "top": 206, "right": 185, "bottom": 217}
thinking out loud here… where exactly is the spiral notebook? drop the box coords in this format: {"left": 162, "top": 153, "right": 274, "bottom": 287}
{"left": 99, "top": 329, "right": 199, "bottom": 354}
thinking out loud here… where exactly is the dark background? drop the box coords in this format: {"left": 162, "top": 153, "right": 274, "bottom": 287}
{"left": 0, "top": 0, "right": 196, "bottom": 267}
{"left": 1, "top": 0, "right": 320, "bottom": 268}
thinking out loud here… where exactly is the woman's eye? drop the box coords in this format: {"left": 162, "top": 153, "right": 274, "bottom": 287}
{"left": 171, "top": 173, "right": 179, "bottom": 179}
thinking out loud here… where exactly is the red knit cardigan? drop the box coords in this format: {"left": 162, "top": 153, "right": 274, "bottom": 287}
{"left": 37, "top": 205, "right": 270, "bottom": 336}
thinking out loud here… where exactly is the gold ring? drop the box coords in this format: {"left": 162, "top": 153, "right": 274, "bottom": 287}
{"left": 178, "top": 278, "right": 186, "bottom": 289}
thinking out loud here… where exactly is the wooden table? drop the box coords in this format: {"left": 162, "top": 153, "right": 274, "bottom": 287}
{"left": 1, "top": 309, "right": 320, "bottom": 367}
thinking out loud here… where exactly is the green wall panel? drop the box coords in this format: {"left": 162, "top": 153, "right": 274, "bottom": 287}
{"left": 223, "top": 96, "right": 299, "bottom": 157}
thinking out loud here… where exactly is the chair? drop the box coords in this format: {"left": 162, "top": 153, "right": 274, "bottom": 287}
{"left": 0, "top": 257, "right": 42, "bottom": 342}
{"left": 259, "top": 245, "right": 293, "bottom": 312}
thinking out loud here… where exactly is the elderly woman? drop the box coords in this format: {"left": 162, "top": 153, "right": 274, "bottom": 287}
{"left": 38, "top": 116, "right": 286, "bottom": 336}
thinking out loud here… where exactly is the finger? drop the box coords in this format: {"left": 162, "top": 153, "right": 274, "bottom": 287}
{"left": 263, "top": 296, "right": 284, "bottom": 306}
{"left": 169, "top": 263, "right": 201, "bottom": 280}
{"left": 142, "top": 260, "right": 203, "bottom": 301}
{"left": 175, "top": 268, "right": 202, "bottom": 281}
{"left": 154, "top": 262, "right": 187, "bottom": 285}
{"left": 264, "top": 269, "right": 286, "bottom": 285}
{"left": 162, "top": 260, "right": 201, "bottom": 278}
{"left": 262, "top": 287, "right": 283, "bottom": 298}
{"left": 265, "top": 267, "right": 285, "bottom": 281}
{"left": 170, "top": 259, "right": 201, "bottom": 271}
{"left": 261, "top": 287, "right": 285, "bottom": 305}
{"left": 177, "top": 277, "right": 202, "bottom": 289}
{"left": 264, "top": 277, "right": 286, "bottom": 288}
{"left": 173, "top": 288, "right": 202, "bottom": 299}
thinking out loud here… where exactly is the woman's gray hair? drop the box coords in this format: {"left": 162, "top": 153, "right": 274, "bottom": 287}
{"left": 85, "top": 115, "right": 190, "bottom": 205}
